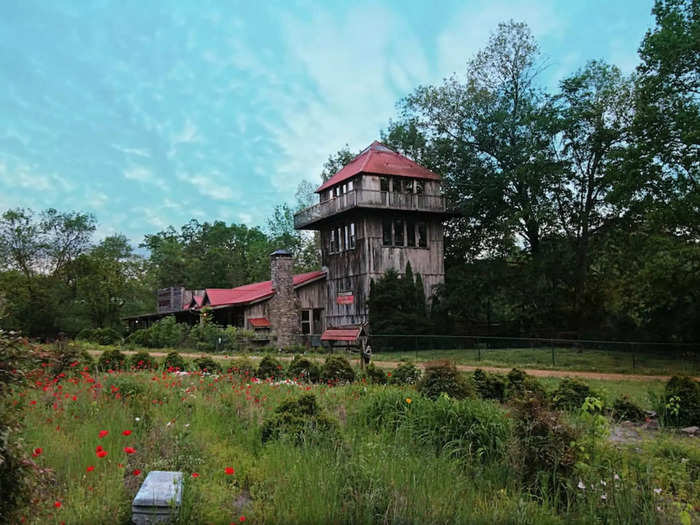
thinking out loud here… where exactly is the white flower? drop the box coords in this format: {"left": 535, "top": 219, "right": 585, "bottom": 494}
{"left": 135, "top": 417, "right": 141, "bottom": 422}
{"left": 653, "top": 488, "right": 662, "bottom": 495}
{"left": 166, "top": 421, "right": 172, "bottom": 427}
{"left": 577, "top": 480, "right": 586, "bottom": 490}
{"left": 601, "top": 493, "right": 607, "bottom": 500}
{"left": 185, "top": 423, "right": 190, "bottom": 428}
{"left": 600, "top": 480, "right": 607, "bottom": 486}
{"left": 614, "top": 473, "right": 620, "bottom": 481}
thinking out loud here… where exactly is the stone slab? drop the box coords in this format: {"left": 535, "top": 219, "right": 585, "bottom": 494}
{"left": 132, "top": 471, "right": 183, "bottom": 525}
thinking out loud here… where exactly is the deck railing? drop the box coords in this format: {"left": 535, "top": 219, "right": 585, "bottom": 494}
{"left": 294, "top": 189, "right": 448, "bottom": 228}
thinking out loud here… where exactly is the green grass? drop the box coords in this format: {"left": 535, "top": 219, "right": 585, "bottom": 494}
{"left": 371, "top": 347, "right": 698, "bottom": 376}
{"left": 9, "top": 356, "right": 700, "bottom": 524}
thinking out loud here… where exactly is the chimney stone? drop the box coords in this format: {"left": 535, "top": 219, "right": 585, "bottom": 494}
{"left": 269, "top": 250, "right": 298, "bottom": 348}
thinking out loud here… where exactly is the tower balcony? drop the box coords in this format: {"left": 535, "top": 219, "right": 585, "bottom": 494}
{"left": 294, "top": 189, "right": 453, "bottom": 229}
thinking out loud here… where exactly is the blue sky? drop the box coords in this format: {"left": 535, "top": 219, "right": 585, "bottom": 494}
{"left": 0, "top": 0, "right": 656, "bottom": 244}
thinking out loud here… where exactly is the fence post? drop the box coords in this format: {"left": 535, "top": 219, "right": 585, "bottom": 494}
{"left": 551, "top": 345, "right": 555, "bottom": 367}
{"left": 631, "top": 343, "right": 636, "bottom": 370}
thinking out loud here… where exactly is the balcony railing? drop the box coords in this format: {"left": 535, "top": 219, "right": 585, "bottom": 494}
{"left": 294, "top": 189, "right": 449, "bottom": 229}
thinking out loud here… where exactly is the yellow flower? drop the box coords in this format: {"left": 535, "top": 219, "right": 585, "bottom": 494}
{"left": 405, "top": 398, "right": 412, "bottom": 404}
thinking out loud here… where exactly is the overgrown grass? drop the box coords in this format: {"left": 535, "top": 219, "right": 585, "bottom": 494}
{"left": 11, "top": 357, "right": 699, "bottom": 524}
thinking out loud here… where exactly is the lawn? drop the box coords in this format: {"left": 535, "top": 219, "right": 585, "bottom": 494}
{"left": 6, "top": 346, "right": 700, "bottom": 524}
{"left": 371, "top": 347, "right": 699, "bottom": 376}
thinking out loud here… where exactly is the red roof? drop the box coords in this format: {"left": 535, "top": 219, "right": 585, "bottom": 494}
{"left": 316, "top": 141, "right": 441, "bottom": 193}
{"left": 321, "top": 328, "right": 362, "bottom": 342}
{"left": 192, "top": 295, "right": 204, "bottom": 308}
{"left": 248, "top": 317, "right": 271, "bottom": 328}
{"left": 203, "top": 270, "right": 325, "bottom": 308}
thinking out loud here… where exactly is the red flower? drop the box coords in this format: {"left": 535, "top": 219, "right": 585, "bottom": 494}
{"left": 132, "top": 469, "right": 141, "bottom": 476}
{"left": 122, "top": 430, "right": 132, "bottom": 436}
{"left": 224, "top": 467, "right": 235, "bottom": 475}
{"left": 32, "top": 447, "right": 42, "bottom": 457}
{"left": 98, "top": 430, "right": 109, "bottom": 438}
{"left": 86, "top": 465, "right": 95, "bottom": 472}
{"left": 96, "top": 445, "right": 103, "bottom": 452}
{"left": 54, "top": 501, "right": 61, "bottom": 508}
{"left": 124, "top": 447, "right": 136, "bottom": 454}
{"left": 239, "top": 517, "right": 246, "bottom": 522}
{"left": 191, "top": 472, "right": 199, "bottom": 478}
{"left": 30, "top": 400, "right": 37, "bottom": 405}
{"left": 97, "top": 450, "right": 108, "bottom": 458}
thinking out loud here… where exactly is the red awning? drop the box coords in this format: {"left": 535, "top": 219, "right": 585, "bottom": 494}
{"left": 248, "top": 317, "right": 271, "bottom": 328}
{"left": 321, "top": 328, "right": 361, "bottom": 342}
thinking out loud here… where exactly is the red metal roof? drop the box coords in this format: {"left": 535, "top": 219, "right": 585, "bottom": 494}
{"left": 321, "top": 328, "right": 362, "bottom": 342}
{"left": 192, "top": 295, "right": 204, "bottom": 308}
{"left": 204, "top": 270, "right": 325, "bottom": 308}
{"left": 248, "top": 317, "right": 271, "bottom": 328}
{"left": 316, "top": 141, "right": 441, "bottom": 193}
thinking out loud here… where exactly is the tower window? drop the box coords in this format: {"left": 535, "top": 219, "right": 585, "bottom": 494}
{"left": 417, "top": 222, "right": 427, "bottom": 248}
{"left": 349, "top": 222, "right": 356, "bottom": 249}
{"left": 415, "top": 180, "right": 424, "bottom": 194}
{"left": 407, "top": 220, "right": 416, "bottom": 247}
{"left": 330, "top": 229, "right": 337, "bottom": 252}
{"left": 393, "top": 219, "right": 404, "bottom": 246}
{"left": 380, "top": 177, "right": 389, "bottom": 192}
{"left": 382, "top": 219, "right": 392, "bottom": 246}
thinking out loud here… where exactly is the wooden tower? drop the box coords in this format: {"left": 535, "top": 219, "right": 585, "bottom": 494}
{"left": 294, "top": 142, "right": 450, "bottom": 329}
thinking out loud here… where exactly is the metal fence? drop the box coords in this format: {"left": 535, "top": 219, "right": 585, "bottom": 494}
{"left": 296, "top": 333, "right": 700, "bottom": 373}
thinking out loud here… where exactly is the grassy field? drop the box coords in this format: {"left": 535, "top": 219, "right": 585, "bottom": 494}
{"left": 7, "top": 347, "right": 700, "bottom": 524}
{"left": 371, "top": 347, "right": 699, "bottom": 376}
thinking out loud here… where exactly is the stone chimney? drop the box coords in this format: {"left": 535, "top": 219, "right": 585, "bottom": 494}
{"left": 269, "top": 249, "right": 298, "bottom": 348}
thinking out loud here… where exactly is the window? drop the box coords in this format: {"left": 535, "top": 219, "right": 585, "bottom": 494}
{"left": 393, "top": 219, "right": 404, "bottom": 246}
{"left": 334, "top": 186, "right": 340, "bottom": 198}
{"left": 330, "top": 229, "right": 337, "bottom": 252}
{"left": 380, "top": 176, "right": 389, "bottom": 192}
{"left": 407, "top": 220, "right": 416, "bottom": 247}
{"left": 301, "top": 310, "right": 311, "bottom": 335}
{"left": 312, "top": 308, "right": 323, "bottom": 333}
{"left": 347, "top": 180, "right": 353, "bottom": 192}
{"left": 343, "top": 225, "right": 349, "bottom": 250}
{"left": 349, "top": 222, "right": 356, "bottom": 249}
{"left": 382, "top": 219, "right": 392, "bottom": 246}
{"left": 392, "top": 177, "right": 402, "bottom": 193}
{"left": 415, "top": 180, "right": 424, "bottom": 194}
{"left": 337, "top": 227, "right": 343, "bottom": 251}
{"left": 417, "top": 222, "right": 427, "bottom": 248}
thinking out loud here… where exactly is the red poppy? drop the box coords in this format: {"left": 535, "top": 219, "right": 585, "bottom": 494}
{"left": 224, "top": 467, "right": 235, "bottom": 475}
{"left": 124, "top": 447, "right": 136, "bottom": 454}
{"left": 30, "top": 400, "right": 37, "bottom": 405}
{"left": 98, "top": 430, "right": 109, "bottom": 438}
{"left": 54, "top": 501, "right": 61, "bottom": 508}
{"left": 132, "top": 469, "right": 141, "bottom": 476}
{"left": 71, "top": 395, "right": 77, "bottom": 401}
{"left": 97, "top": 450, "right": 108, "bottom": 458}
{"left": 191, "top": 472, "right": 200, "bottom": 478}
{"left": 239, "top": 517, "right": 246, "bottom": 522}
{"left": 86, "top": 466, "right": 95, "bottom": 472}
{"left": 32, "top": 447, "right": 42, "bottom": 457}
{"left": 122, "top": 429, "right": 132, "bottom": 436}
{"left": 96, "top": 445, "right": 103, "bottom": 452}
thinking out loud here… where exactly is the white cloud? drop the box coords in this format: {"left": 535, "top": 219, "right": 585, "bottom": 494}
{"left": 112, "top": 144, "right": 151, "bottom": 158}
{"left": 176, "top": 170, "right": 240, "bottom": 201}
{"left": 123, "top": 166, "right": 168, "bottom": 191}
{"left": 0, "top": 158, "right": 74, "bottom": 192}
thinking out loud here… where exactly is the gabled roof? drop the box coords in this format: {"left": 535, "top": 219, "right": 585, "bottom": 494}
{"left": 316, "top": 141, "right": 441, "bottom": 193}
{"left": 321, "top": 328, "right": 362, "bottom": 342}
{"left": 201, "top": 270, "right": 326, "bottom": 308}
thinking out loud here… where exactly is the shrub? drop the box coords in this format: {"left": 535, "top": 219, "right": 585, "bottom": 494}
{"left": 47, "top": 343, "right": 94, "bottom": 376}
{"left": 129, "top": 351, "right": 158, "bottom": 371}
{"left": 388, "top": 362, "right": 422, "bottom": 385}
{"left": 127, "top": 317, "right": 188, "bottom": 349}
{"left": 417, "top": 361, "right": 473, "bottom": 400}
{"left": 126, "top": 329, "right": 151, "bottom": 348}
{"left": 472, "top": 369, "right": 506, "bottom": 401}
{"left": 505, "top": 368, "right": 547, "bottom": 402}
{"left": 106, "top": 375, "right": 145, "bottom": 399}
{"left": 362, "top": 363, "right": 387, "bottom": 385}
{"left": 192, "top": 356, "right": 222, "bottom": 373}
{"left": 188, "top": 322, "right": 224, "bottom": 352}
{"left": 163, "top": 351, "right": 187, "bottom": 371}
{"left": 287, "top": 356, "right": 320, "bottom": 383}
{"left": 257, "top": 355, "right": 284, "bottom": 379}
{"left": 97, "top": 348, "right": 127, "bottom": 371}
{"left": 261, "top": 393, "right": 338, "bottom": 445}
{"left": 76, "top": 327, "right": 122, "bottom": 345}
{"left": 551, "top": 378, "right": 596, "bottom": 411}
{"left": 320, "top": 355, "right": 355, "bottom": 384}
{"left": 227, "top": 358, "right": 256, "bottom": 377}
{"left": 510, "top": 397, "right": 579, "bottom": 498}
{"left": 611, "top": 395, "right": 646, "bottom": 422}
{"left": 279, "top": 344, "right": 308, "bottom": 354}
{"left": 221, "top": 326, "right": 256, "bottom": 352}
{"left": 662, "top": 376, "right": 700, "bottom": 427}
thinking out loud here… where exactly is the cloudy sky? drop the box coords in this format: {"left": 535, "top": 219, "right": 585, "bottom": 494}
{"left": 0, "top": 0, "right": 656, "bottom": 244}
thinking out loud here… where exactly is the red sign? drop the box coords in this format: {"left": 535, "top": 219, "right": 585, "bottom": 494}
{"left": 336, "top": 294, "right": 354, "bottom": 305}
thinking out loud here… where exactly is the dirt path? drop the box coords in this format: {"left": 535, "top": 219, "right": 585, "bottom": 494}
{"left": 88, "top": 349, "right": 693, "bottom": 382}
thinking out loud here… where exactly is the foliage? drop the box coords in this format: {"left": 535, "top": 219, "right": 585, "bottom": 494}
{"left": 388, "top": 362, "right": 421, "bottom": 385}
{"left": 361, "top": 363, "right": 387, "bottom": 385}
{"left": 320, "top": 355, "right": 355, "bottom": 384}
{"left": 127, "top": 317, "right": 189, "bottom": 349}
{"left": 192, "top": 356, "right": 222, "bottom": 374}
{"left": 286, "top": 356, "right": 320, "bottom": 383}
{"left": 163, "top": 351, "right": 187, "bottom": 371}
{"left": 261, "top": 393, "right": 338, "bottom": 445}
{"left": 417, "top": 361, "right": 473, "bottom": 400}
{"left": 662, "top": 376, "right": 700, "bottom": 426}
{"left": 505, "top": 368, "right": 547, "bottom": 401}
{"left": 256, "top": 355, "right": 284, "bottom": 379}
{"left": 129, "top": 351, "right": 158, "bottom": 370}
{"left": 45, "top": 342, "right": 94, "bottom": 377}
{"left": 611, "top": 395, "right": 646, "bottom": 422}
{"left": 96, "top": 348, "right": 127, "bottom": 371}
{"left": 472, "top": 369, "right": 506, "bottom": 401}
{"left": 76, "top": 327, "right": 123, "bottom": 346}
{"left": 187, "top": 321, "right": 225, "bottom": 352}
{"left": 226, "top": 358, "right": 256, "bottom": 377}
{"left": 551, "top": 377, "right": 597, "bottom": 411}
